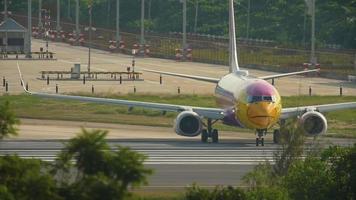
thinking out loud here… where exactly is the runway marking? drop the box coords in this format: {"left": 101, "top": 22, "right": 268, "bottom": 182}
{"left": 0, "top": 149, "right": 279, "bottom": 152}
{"left": 1, "top": 154, "right": 276, "bottom": 165}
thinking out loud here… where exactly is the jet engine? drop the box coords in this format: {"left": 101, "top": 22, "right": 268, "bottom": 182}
{"left": 299, "top": 111, "right": 327, "bottom": 136}
{"left": 174, "top": 111, "right": 203, "bottom": 137}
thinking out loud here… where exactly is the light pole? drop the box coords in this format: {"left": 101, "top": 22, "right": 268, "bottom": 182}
{"left": 194, "top": 0, "right": 198, "bottom": 33}
{"left": 67, "top": 0, "right": 71, "bottom": 19}
{"left": 38, "top": 0, "right": 42, "bottom": 28}
{"left": 246, "top": 0, "right": 250, "bottom": 39}
{"left": 140, "top": 0, "right": 145, "bottom": 46}
{"left": 43, "top": 9, "right": 51, "bottom": 58}
{"left": 181, "top": 0, "right": 187, "bottom": 59}
{"left": 302, "top": 5, "right": 307, "bottom": 48}
{"left": 87, "top": 4, "right": 93, "bottom": 74}
{"left": 3, "top": 0, "right": 8, "bottom": 20}
{"left": 75, "top": 0, "right": 80, "bottom": 43}
{"left": 116, "top": 0, "right": 120, "bottom": 42}
{"left": 56, "top": 0, "right": 61, "bottom": 33}
{"left": 26, "top": 0, "right": 32, "bottom": 58}
{"left": 310, "top": 0, "right": 316, "bottom": 65}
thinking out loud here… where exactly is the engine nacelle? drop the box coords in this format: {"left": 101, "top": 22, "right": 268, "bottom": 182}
{"left": 174, "top": 111, "right": 203, "bottom": 137}
{"left": 299, "top": 111, "right": 327, "bottom": 136}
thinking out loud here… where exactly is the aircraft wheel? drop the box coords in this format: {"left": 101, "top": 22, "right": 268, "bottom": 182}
{"left": 273, "top": 129, "right": 281, "bottom": 144}
{"left": 212, "top": 129, "right": 219, "bottom": 143}
{"left": 201, "top": 129, "right": 208, "bottom": 143}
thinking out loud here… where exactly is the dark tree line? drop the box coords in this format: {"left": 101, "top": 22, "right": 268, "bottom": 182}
{"left": 3, "top": 0, "right": 356, "bottom": 48}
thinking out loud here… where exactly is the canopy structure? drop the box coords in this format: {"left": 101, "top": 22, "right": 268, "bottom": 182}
{"left": 0, "top": 18, "right": 28, "bottom": 53}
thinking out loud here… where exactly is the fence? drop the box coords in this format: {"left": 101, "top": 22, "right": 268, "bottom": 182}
{"left": 10, "top": 14, "right": 356, "bottom": 79}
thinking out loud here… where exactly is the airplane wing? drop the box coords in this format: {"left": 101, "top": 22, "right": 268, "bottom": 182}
{"left": 258, "top": 69, "right": 320, "bottom": 80}
{"left": 142, "top": 69, "right": 220, "bottom": 83}
{"left": 281, "top": 102, "right": 356, "bottom": 119}
{"left": 17, "top": 64, "right": 225, "bottom": 120}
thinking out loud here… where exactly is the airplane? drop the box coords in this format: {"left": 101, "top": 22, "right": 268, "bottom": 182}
{"left": 18, "top": 0, "right": 356, "bottom": 146}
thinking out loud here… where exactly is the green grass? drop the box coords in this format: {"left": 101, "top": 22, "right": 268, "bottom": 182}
{"left": 0, "top": 94, "right": 355, "bottom": 138}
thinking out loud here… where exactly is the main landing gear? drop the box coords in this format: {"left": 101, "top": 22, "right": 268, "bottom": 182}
{"left": 256, "top": 129, "right": 267, "bottom": 146}
{"left": 201, "top": 118, "right": 219, "bottom": 143}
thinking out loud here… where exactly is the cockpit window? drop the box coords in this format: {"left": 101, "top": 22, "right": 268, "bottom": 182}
{"left": 247, "top": 96, "right": 275, "bottom": 103}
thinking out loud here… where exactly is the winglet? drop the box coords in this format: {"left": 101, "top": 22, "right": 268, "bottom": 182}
{"left": 17, "top": 62, "right": 31, "bottom": 94}
{"left": 229, "top": 0, "right": 240, "bottom": 73}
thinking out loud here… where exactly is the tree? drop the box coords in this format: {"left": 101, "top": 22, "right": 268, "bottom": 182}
{"left": 185, "top": 184, "right": 246, "bottom": 200}
{"left": 272, "top": 119, "right": 305, "bottom": 177}
{"left": 53, "top": 128, "right": 152, "bottom": 200}
{"left": 0, "top": 101, "right": 19, "bottom": 140}
{"left": 0, "top": 155, "right": 61, "bottom": 200}
{"left": 107, "top": 146, "right": 152, "bottom": 194}
{"left": 321, "top": 144, "right": 356, "bottom": 200}
{"left": 58, "top": 128, "right": 110, "bottom": 177}
{"left": 283, "top": 157, "right": 335, "bottom": 200}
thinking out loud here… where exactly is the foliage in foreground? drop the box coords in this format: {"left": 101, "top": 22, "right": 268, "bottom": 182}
{"left": 0, "top": 128, "right": 152, "bottom": 200}
{"left": 184, "top": 184, "right": 246, "bottom": 200}
{"left": 0, "top": 155, "right": 61, "bottom": 200}
{"left": 241, "top": 120, "right": 356, "bottom": 200}
{"left": 0, "top": 101, "right": 19, "bottom": 140}
{"left": 183, "top": 121, "right": 355, "bottom": 200}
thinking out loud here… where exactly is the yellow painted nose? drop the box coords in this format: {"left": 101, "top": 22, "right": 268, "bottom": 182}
{"left": 247, "top": 102, "right": 278, "bottom": 128}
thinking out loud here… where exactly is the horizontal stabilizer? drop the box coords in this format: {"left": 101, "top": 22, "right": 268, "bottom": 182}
{"left": 259, "top": 69, "right": 320, "bottom": 80}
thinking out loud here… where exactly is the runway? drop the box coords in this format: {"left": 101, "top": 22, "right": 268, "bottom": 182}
{"left": 1, "top": 138, "right": 354, "bottom": 188}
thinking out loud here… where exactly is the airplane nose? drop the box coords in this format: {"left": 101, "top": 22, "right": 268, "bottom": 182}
{"left": 247, "top": 102, "right": 278, "bottom": 128}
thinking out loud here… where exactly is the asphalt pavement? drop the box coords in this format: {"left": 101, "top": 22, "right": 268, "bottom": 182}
{"left": 0, "top": 138, "right": 354, "bottom": 188}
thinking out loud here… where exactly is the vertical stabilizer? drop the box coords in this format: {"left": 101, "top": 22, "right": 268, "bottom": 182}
{"left": 229, "top": 0, "right": 240, "bottom": 73}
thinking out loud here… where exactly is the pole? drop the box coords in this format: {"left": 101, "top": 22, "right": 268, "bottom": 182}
{"left": 56, "top": 0, "right": 61, "bottom": 32}
{"left": 88, "top": 5, "right": 92, "bottom": 74}
{"left": 75, "top": 0, "right": 80, "bottom": 42}
{"left": 4, "top": 0, "right": 8, "bottom": 20}
{"left": 116, "top": 0, "right": 120, "bottom": 41}
{"left": 107, "top": 0, "right": 111, "bottom": 26}
{"left": 182, "top": 0, "right": 187, "bottom": 59}
{"left": 148, "top": 0, "right": 151, "bottom": 19}
{"left": 67, "top": 0, "right": 71, "bottom": 19}
{"left": 310, "top": 0, "right": 316, "bottom": 65}
{"left": 354, "top": 53, "right": 356, "bottom": 73}
{"left": 302, "top": 6, "right": 307, "bottom": 48}
{"left": 38, "top": 0, "right": 42, "bottom": 28}
{"left": 194, "top": 0, "right": 198, "bottom": 33}
{"left": 44, "top": 10, "right": 49, "bottom": 58}
{"left": 246, "top": 0, "right": 250, "bottom": 39}
{"left": 140, "top": 0, "right": 145, "bottom": 45}
{"left": 26, "top": 0, "right": 32, "bottom": 58}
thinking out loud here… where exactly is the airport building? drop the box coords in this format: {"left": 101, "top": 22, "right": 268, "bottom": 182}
{"left": 0, "top": 18, "right": 28, "bottom": 53}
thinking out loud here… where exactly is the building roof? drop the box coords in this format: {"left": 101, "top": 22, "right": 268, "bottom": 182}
{"left": 0, "top": 18, "right": 27, "bottom": 32}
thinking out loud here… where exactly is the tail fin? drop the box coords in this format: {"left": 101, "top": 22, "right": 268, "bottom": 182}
{"left": 229, "top": 0, "right": 240, "bottom": 73}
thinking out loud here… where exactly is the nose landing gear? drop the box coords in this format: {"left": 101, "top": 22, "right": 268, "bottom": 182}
{"left": 201, "top": 118, "right": 219, "bottom": 143}
{"left": 256, "top": 129, "right": 267, "bottom": 146}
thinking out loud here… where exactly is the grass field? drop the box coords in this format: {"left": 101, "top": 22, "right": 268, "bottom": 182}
{"left": 0, "top": 94, "right": 355, "bottom": 138}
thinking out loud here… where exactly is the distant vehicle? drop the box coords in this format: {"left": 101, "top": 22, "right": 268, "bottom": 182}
{"left": 18, "top": 0, "right": 356, "bottom": 146}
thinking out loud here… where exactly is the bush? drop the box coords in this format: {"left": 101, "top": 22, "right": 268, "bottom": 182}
{"left": 184, "top": 184, "right": 246, "bottom": 200}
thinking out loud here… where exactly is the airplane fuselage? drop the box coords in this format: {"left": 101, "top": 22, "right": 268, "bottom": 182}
{"left": 215, "top": 71, "right": 282, "bottom": 130}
